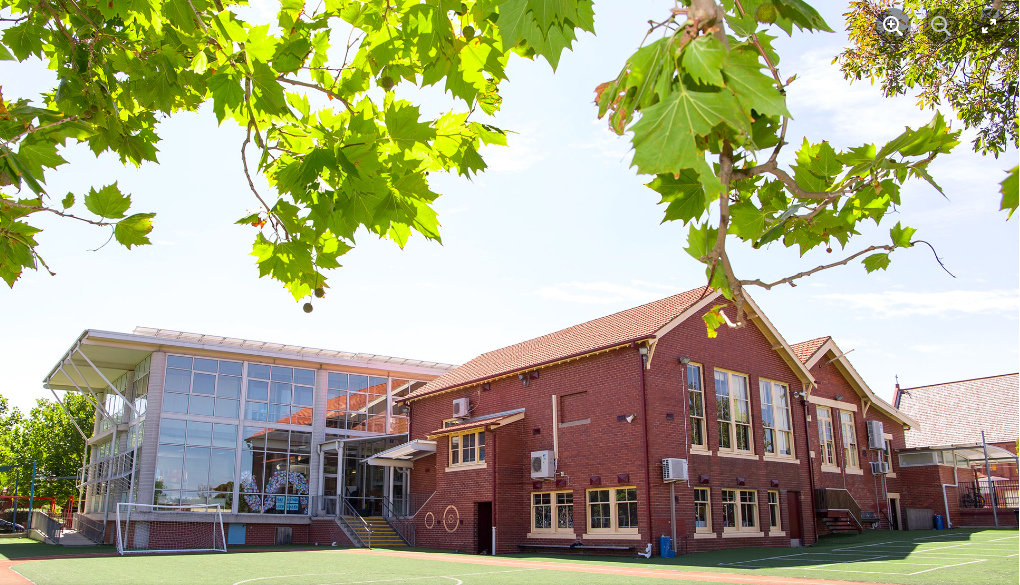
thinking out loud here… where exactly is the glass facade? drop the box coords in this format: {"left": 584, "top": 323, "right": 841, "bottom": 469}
{"left": 239, "top": 426, "right": 311, "bottom": 514}
{"left": 154, "top": 419, "right": 237, "bottom": 510}
{"left": 163, "top": 356, "right": 243, "bottom": 419}
{"left": 245, "top": 364, "right": 314, "bottom": 425}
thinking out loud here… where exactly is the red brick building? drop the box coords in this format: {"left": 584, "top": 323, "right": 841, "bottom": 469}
{"left": 893, "top": 374, "right": 1019, "bottom": 529}
{"left": 393, "top": 288, "right": 918, "bottom": 555}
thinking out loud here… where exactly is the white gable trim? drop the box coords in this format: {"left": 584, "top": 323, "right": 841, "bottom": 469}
{"left": 652, "top": 290, "right": 724, "bottom": 340}
{"left": 805, "top": 338, "right": 918, "bottom": 429}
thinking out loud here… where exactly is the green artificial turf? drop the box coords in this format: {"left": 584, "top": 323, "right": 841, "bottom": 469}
{"left": 5, "top": 529, "right": 1017, "bottom": 585}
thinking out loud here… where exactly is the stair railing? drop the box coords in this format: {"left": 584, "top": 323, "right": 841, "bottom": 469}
{"left": 340, "top": 498, "right": 372, "bottom": 548}
{"left": 380, "top": 497, "right": 415, "bottom": 547}
{"left": 815, "top": 488, "right": 864, "bottom": 532}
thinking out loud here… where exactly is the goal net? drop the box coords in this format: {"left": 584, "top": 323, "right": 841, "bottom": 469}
{"left": 116, "top": 503, "right": 226, "bottom": 555}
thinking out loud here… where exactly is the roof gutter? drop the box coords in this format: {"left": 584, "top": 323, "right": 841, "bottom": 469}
{"left": 402, "top": 336, "right": 657, "bottom": 403}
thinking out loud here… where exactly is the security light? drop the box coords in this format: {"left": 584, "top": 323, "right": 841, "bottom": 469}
{"left": 679, "top": 356, "right": 691, "bottom": 365}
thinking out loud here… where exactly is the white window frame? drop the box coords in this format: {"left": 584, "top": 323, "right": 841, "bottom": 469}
{"left": 721, "top": 489, "right": 758, "bottom": 533}
{"left": 687, "top": 363, "right": 707, "bottom": 450}
{"left": 759, "top": 379, "right": 794, "bottom": 458}
{"left": 840, "top": 411, "right": 859, "bottom": 468}
{"left": 531, "top": 490, "right": 574, "bottom": 534}
{"left": 586, "top": 487, "right": 639, "bottom": 535}
{"left": 448, "top": 429, "right": 486, "bottom": 468}
{"left": 817, "top": 406, "right": 836, "bottom": 466}
{"left": 714, "top": 369, "right": 753, "bottom": 454}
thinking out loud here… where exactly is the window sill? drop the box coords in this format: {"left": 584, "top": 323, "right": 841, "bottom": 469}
{"left": 722, "top": 531, "right": 764, "bottom": 538}
{"left": 887, "top": 472, "right": 897, "bottom": 479}
{"left": 445, "top": 462, "right": 487, "bottom": 472}
{"left": 690, "top": 448, "right": 712, "bottom": 456}
{"left": 527, "top": 532, "right": 577, "bottom": 539}
{"left": 763, "top": 456, "right": 800, "bottom": 465}
{"left": 845, "top": 467, "right": 863, "bottom": 476}
{"left": 717, "top": 451, "right": 759, "bottom": 461}
{"left": 583, "top": 533, "right": 642, "bottom": 540}
{"left": 767, "top": 531, "right": 786, "bottom": 538}
{"left": 559, "top": 419, "right": 590, "bottom": 429}
{"left": 693, "top": 532, "right": 718, "bottom": 539}
{"left": 821, "top": 465, "right": 841, "bottom": 474}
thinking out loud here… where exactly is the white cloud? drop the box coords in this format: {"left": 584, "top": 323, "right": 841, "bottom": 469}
{"left": 480, "top": 131, "right": 546, "bottom": 173}
{"left": 538, "top": 280, "right": 684, "bottom": 304}
{"left": 818, "top": 289, "right": 1019, "bottom": 318}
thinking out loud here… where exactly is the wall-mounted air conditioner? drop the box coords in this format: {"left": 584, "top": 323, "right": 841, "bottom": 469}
{"left": 452, "top": 398, "right": 470, "bottom": 419}
{"left": 531, "top": 450, "right": 554, "bottom": 479}
{"left": 662, "top": 458, "right": 689, "bottom": 482}
{"left": 866, "top": 420, "right": 885, "bottom": 450}
{"left": 870, "top": 461, "right": 890, "bottom": 475}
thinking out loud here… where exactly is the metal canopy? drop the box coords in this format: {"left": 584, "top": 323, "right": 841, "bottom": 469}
{"left": 898, "top": 443, "right": 1018, "bottom": 463}
{"left": 362, "top": 439, "right": 437, "bottom": 468}
{"left": 317, "top": 434, "right": 409, "bottom": 454}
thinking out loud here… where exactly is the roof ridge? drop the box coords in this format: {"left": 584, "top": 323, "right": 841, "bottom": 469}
{"left": 899, "top": 372, "right": 1019, "bottom": 392}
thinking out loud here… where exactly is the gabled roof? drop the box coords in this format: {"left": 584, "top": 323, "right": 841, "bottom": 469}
{"left": 792, "top": 337, "right": 917, "bottom": 428}
{"left": 895, "top": 373, "right": 1018, "bottom": 447}
{"left": 405, "top": 287, "right": 815, "bottom": 402}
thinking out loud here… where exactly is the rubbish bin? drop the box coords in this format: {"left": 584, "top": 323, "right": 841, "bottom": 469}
{"left": 933, "top": 515, "right": 944, "bottom": 530}
{"left": 659, "top": 535, "right": 675, "bottom": 558}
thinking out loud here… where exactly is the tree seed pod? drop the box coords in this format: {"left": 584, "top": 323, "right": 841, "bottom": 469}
{"left": 755, "top": 2, "right": 778, "bottom": 24}
{"left": 303, "top": 302, "right": 313, "bottom": 313}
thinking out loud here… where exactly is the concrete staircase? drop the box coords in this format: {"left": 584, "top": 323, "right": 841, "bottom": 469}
{"left": 363, "top": 517, "right": 408, "bottom": 548}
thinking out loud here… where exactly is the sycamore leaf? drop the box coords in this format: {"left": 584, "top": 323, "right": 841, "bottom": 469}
{"left": 863, "top": 252, "right": 891, "bottom": 273}
{"left": 1000, "top": 166, "right": 1018, "bottom": 219}
{"left": 889, "top": 222, "right": 915, "bottom": 248}
{"left": 61, "top": 193, "right": 74, "bottom": 209}
{"left": 684, "top": 222, "right": 718, "bottom": 262}
{"left": 729, "top": 201, "right": 768, "bottom": 239}
{"left": 681, "top": 36, "right": 726, "bottom": 87}
{"left": 702, "top": 304, "right": 728, "bottom": 339}
{"left": 724, "top": 54, "right": 790, "bottom": 118}
{"left": 0, "top": 43, "right": 13, "bottom": 61}
{"left": 647, "top": 170, "right": 709, "bottom": 224}
{"left": 114, "top": 213, "right": 155, "bottom": 248}
{"left": 84, "top": 183, "right": 130, "bottom": 219}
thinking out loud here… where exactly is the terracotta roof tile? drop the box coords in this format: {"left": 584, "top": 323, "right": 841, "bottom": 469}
{"left": 897, "top": 373, "right": 1019, "bottom": 447}
{"left": 406, "top": 287, "right": 711, "bottom": 400}
{"left": 790, "top": 336, "right": 831, "bottom": 363}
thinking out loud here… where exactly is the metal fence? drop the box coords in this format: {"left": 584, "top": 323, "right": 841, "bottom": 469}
{"left": 72, "top": 513, "right": 105, "bottom": 544}
{"left": 960, "top": 480, "right": 1019, "bottom": 509}
{"left": 31, "top": 510, "right": 64, "bottom": 543}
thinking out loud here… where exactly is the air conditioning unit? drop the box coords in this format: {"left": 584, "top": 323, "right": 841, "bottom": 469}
{"left": 531, "top": 450, "right": 554, "bottom": 479}
{"left": 866, "top": 420, "right": 885, "bottom": 450}
{"left": 662, "top": 458, "right": 689, "bottom": 482}
{"left": 452, "top": 398, "right": 470, "bottom": 419}
{"left": 870, "top": 461, "right": 890, "bottom": 475}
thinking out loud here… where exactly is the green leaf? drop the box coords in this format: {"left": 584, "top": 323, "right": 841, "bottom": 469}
{"left": 1000, "top": 166, "right": 1018, "bottom": 219}
{"left": 863, "top": 252, "right": 890, "bottom": 273}
{"left": 724, "top": 53, "right": 790, "bottom": 118}
{"left": 647, "top": 170, "right": 709, "bottom": 224}
{"left": 208, "top": 71, "right": 246, "bottom": 124}
{"left": 84, "top": 183, "right": 131, "bottom": 219}
{"left": 629, "top": 88, "right": 746, "bottom": 176}
{"left": 889, "top": 222, "right": 915, "bottom": 248}
{"left": 61, "top": 193, "right": 74, "bottom": 210}
{"left": 774, "top": 0, "right": 833, "bottom": 32}
{"left": 2, "top": 25, "right": 43, "bottom": 60}
{"left": 684, "top": 222, "right": 718, "bottom": 262}
{"left": 730, "top": 201, "right": 768, "bottom": 239}
{"left": 0, "top": 43, "right": 13, "bottom": 61}
{"left": 681, "top": 36, "right": 727, "bottom": 87}
{"left": 114, "top": 213, "right": 155, "bottom": 248}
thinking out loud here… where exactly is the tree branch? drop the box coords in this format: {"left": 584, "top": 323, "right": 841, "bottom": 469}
{"left": 277, "top": 76, "right": 352, "bottom": 111}
{"left": 739, "top": 244, "right": 896, "bottom": 290}
{"left": 241, "top": 122, "right": 288, "bottom": 241}
{"left": 0, "top": 199, "right": 114, "bottom": 227}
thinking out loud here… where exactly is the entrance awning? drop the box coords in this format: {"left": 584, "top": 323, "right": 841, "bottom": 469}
{"left": 427, "top": 408, "right": 525, "bottom": 438}
{"left": 898, "top": 443, "right": 1018, "bottom": 463}
{"left": 362, "top": 439, "right": 437, "bottom": 468}
{"left": 317, "top": 434, "right": 408, "bottom": 453}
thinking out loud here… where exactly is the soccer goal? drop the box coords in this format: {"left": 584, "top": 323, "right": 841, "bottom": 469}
{"left": 116, "top": 503, "right": 227, "bottom": 555}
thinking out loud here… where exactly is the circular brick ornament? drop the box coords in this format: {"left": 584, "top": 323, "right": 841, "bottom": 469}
{"left": 424, "top": 511, "right": 436, "bottom": 529}
{"left": 443, "top": 505, "right": 460, "bottom": 532}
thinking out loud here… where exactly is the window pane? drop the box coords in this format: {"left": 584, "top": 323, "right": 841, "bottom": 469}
{"left": 268, "top": 404, "right": 291, "bottom": 424}
{"left": 213, "top": 423, "right": 237, "bottom": 448}
{"left": 264, "top": 430, "right": 289, "bottom": 452}
{"left": 271, "top": 366, "right": 292, "bottom": 383}
{"left": 193, "top": 373, "right": 216, "bottom": 395}
{"left": 209, "top": 448, "right": 235, "bottom": 490}
{"left": 327, "top": 372, "right": 347, "bottom": 390}
{"left": 183, "top": 446, "right": 210, "bottom": 490}
{"left": 245, "top": 402, "right": 268, "bottom": 422}
{"left": 193, "top": 358, "right": 218, "bottom": 373}
{"left": 167, "top": 356, "right": 192, "bottom": 369}
{"left": 216, "top": 398, "right": 239, "bottom": 419}
{"left": 159, "top": 418, "right": 187, "bottom": 444}
{"left": 187, "top": 421, "right": 213, "bottom": 446}
{"left": 689, "top": 389, "right": 704, "bottom": 418}
{"left": 270, "top": 382, "right": 292, "bottom": 404}
{"left": 293, "top": 368, "right": 315, "bottom": 386}
{"left": 165, "top": 369, "right": 192, "bottom": 393}
{"left": 162, "top": 392, "right": 189, "bottom": 414}
{"left": 534, "top": 502, "right": 551, "bottom": 529}
{"left": 293, "top": 386, "right": 313, "bottom": 407}
{"left": 219, "top": 361, "right": 242, "bottom": 376}
{"left": 243, "top": 427, "right": 266, "bottom": 450}
{"left": 217, "top": 375, "right": 241, "bottom": 398}
{"left": 732, "top": 375, "right": 749, "bottom": 424}
{"left": 687, "top": 364, "right": 701, "bottom": 391}
{"left": 714, "top": 371, "right": 730, "bottom": 421}
{"left": 248, "top": 364, "right": 271, "bottom": 380}
{"left": 348, "top": 375, "right": 368, "bottom": 392}
{"left": 247, "top": 380, "right": 269, "bottom": 402}
{"left": 290, "top": 432, "right": 312, "bottom": 454}
{"left": 189, "top": 395, "right": 215, "bottom": 416}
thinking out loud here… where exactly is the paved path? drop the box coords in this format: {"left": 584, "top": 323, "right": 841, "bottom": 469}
{"left": 334, "top": 549, "right": 897, "bottom": 585}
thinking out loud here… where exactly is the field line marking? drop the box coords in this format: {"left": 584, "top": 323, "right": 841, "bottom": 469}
{"left": 717, "top": 553, "right": 817, "bottom": 566}
{"left": 797, "top": 555, "right": 890, "bottom": 570}
{"left": 907, "top": 559, "right": 986, "bottom": 575}
{"left": 308, "top": 569, "right": 541, "bottom": 585}
{"left": 985, "top": 535, "right": 1020, "bottom": 542}
{"left": 233, "top": 573, "right": 347, "bottom": 585}
{"left": 831, "top": 541, "right": 898, "bottom": 551}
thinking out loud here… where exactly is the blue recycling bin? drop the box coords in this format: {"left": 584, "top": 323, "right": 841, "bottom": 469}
{"left": 933, "top": 515, "right": 945, "bottom": 530}
{"left": 659, "top": 536, "right": 675, "bottom": 558}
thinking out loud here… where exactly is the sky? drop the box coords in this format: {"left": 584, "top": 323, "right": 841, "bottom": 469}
{"left": 1, "top": 1, "right": 1017, "bottom": 413}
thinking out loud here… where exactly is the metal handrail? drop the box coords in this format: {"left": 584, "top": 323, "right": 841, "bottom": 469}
{"left": 72, "top": 513, "right": 105, "bottom": 543}
{"left": 341, "top": 498, "right": 372, "bottom": 548}
{"left": 815, "top": 488, "right": 865, "bottom": 531}
{"left": 380, "top": 497, "right": 415, "bottom": 547}
{"left": 31, "top": 510, "right": 64, "bottom": 544}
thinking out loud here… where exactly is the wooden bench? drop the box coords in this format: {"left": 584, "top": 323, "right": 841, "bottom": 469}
{"left": 517, "top": 543, "right": 635, "bottom": 552}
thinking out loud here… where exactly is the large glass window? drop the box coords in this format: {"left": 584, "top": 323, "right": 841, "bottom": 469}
{"left": 715, "top": 370, "right": 752, "bottom": 452}
{"left": 154, "top": 418, "right": 236, "bottom": 510}
{"left": 389, "top": 379, "right": 426, "bottom": 434}
{"left": 817, "top": 407, "right": 836, "bottom": 466}
{"left": 449, "top": 430, "right": 486, "bottom": 466}
{"left": 531, "top": 491, "right": 573, "bottom": 534}
{"left": 688, "top": 364, "right": 706, "bottom": 448}
{"left": 841, "top": 411, "right": 859, "bottom": 468}
{"left": 245, "top": 364, "right": 313, "bottom": 425}
{"left": 694, "top": 487, "right": 711, "bottom": 532}
{"left": 162, "top": 356, "right": 242, "bottom": 419}
{"left": 586, "top": 487, "right": 638, "bottom": 534}
{"left": 239, "top": 426, "right": 312, "bottom": 514}
{"left": 760, "top": 380, "right": 793, "bottom": 457}
{"left": 326, "top": 372, "right": 386, "bottom": 431}
{"left": 722, "top": 489, "right": 758, "bottom": 532}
